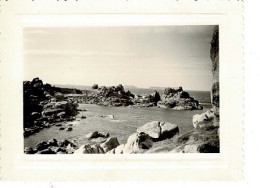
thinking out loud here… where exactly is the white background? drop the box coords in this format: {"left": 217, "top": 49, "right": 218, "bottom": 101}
{"left": 1, "top": 0, "right": 259, "bottom": 187}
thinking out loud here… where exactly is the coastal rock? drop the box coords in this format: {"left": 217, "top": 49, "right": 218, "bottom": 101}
{"left": 54, "top": 92, "right": 65, "bottom": 102}
{"left": 86, "top": 131, "right": 110, "bottom": 140}
{"left": 183, "top": 145, "right": 200, "bottom": 153}
{"left": 65, "top": 127, "right": 73, "bottom": 131}
{"left": 210, "top": 26, "right": 220, "bottom": 125}
{"left": 107, "top": 144, "right": 125, "bottom": 154}
{"left": 157, "top": 87, "right": 202, "bottom": 110}
{"left": 86, "top": 131, "right": 99, "bottom": 139}
{"left": 74, "top": 144, "right": 105, "bottom": 154}
{"left": 24, "top": 147, "right": 36, "bottom": 154}
{"left": 123, "top": 132, "right": 153, "bottom": 153}
{"left": 23, "top": 77, "right": 79, "bottom": 137}
{"left": 137, "top": 121, "right": 161, "bottom": 139}
{"left": 37, "top": 148, "right": 56, "bottom": 154}
{"left": 92, "top": 84, "right": 98, "bottom": 89}
{"left": 159, "top": 122, "right": 179, "bottom": 140}
{"left": 192, "top": 109, "right": 215, "bottom": 129}
{"left": 100, "top": 137, "right": 120, "bottom": 153}
{"left": 137, "top": 121, "right": 179, "bottom": 141}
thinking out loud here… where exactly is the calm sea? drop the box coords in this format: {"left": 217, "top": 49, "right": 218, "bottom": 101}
{"left": 24, "top": 89, "right": 212, "bottom": 148}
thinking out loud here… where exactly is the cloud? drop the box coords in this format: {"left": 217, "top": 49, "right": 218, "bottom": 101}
{"left": 24, "top": 49, "right": 137, "bottom": 57}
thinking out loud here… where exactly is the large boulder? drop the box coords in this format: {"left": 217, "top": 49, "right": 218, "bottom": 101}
{"left": 192, "top": 109, "right": 216, "bottom": 129}
{"left": 137, "top": 121, "right": 161, "bottom": 139}
{"left": 137, "top": 121, "right": 179, "bottom": 141}
{"left": 107, "top": 133, "right": 153, "bottom": 154}
{"left": 123, "top": 132, "right": 153, "bottom": 153}
{"left": 159, "top": 122, "right": 179, "bottom": 139}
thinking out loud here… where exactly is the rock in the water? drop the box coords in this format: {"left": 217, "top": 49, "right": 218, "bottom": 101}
{"left": 100, "top": 137, "right": 120, "bottom": 153}
{"left": 81, "top": 116, "right": 86, "bottom": 119}
{"left": 65, "top": 127, "right": 73, "bottom": 131}
{"left": 92, "top": 84, "right": 98, "bottom": 89}
{"left": 157, "top": 87, "right": 202, "bottom": 110}
{"left": 86, "top": 131, "right": 99, "bottom": 139}
{"left": 193, "top": 109, "right": 216, "bottom": 129}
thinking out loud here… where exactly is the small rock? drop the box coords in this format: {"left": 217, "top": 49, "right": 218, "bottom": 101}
{"left": 65, "top": 127, "right": 73, "bottom": 131}
{"left": 86, "top": 131, "right": 99, "bottom": 139}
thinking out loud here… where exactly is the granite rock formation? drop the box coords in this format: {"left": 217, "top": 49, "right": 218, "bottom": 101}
{"left": 23, "top": 78, "right": 79, "bottom": 137}
{"left": 157, "top": 87, "right": 203, "bottom": 110}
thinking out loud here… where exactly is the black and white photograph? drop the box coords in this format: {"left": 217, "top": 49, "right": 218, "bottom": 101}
{"left": 23, "top": 25, "right": 220, "bottom": 154}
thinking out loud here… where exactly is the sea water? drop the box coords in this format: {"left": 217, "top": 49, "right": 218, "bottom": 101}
{"left": 24, "top": 90, "right": 211, "bottom": 148}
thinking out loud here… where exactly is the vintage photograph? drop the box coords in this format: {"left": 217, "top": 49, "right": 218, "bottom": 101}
{"left": 23, "top": 25, "right": 219, "bottom": 154}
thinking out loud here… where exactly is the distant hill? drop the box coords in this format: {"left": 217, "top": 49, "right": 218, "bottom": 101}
{"left": 124, "top": 85, "right": 139, "bottom": 89}
{"left": 148, "top": 86, "right": 167, "bottom": 90}
{"left": 53, "top": 84, "right": 92, "bottom": 91}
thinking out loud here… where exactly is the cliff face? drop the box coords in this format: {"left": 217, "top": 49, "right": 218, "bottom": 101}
{"left": 210, "top": 26, "right": 219, "bottom": 120}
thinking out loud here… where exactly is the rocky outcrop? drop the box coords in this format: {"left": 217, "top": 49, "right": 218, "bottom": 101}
{"left": 85, "top": 84, "right": 135, "bottom": 107}
{"left": 85, "top": 84, "right": 200, "bottom": 109}
{"left": 157, "top": 87, "right": 203, "bottom": 110}
{"left": 92, "top": 84, "right": 98, "bottom": 89}
{"left": 132, "top": 91, "right": 161, "bottom": 107}
{"left": 211, "top": 26, "right": 219, "bottom": 125}
{"left": 191, "top": 26, "right": 219, "bottom": 129}
{"left": 23, "top": 77, "right": 79, "bottom": 137}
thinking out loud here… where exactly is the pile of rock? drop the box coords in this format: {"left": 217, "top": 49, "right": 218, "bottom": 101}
{"left": 85, "top": 84, "right": 135, "bottom": 107}
{"left": 157, "top": 87, "right": 203, "bottom": 110}
{"left": 132, "top": 91, "right": 161, "bottom": 107}
{"left": 23, "top": 78, "right": 79, "bottom": 137}
{"left": 24, "top": 139, "right": 77, "bottom": 154}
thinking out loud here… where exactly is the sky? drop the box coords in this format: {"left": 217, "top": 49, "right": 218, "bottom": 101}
{"left": 23, "top": 25, "right": 215, "bottom": 91}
